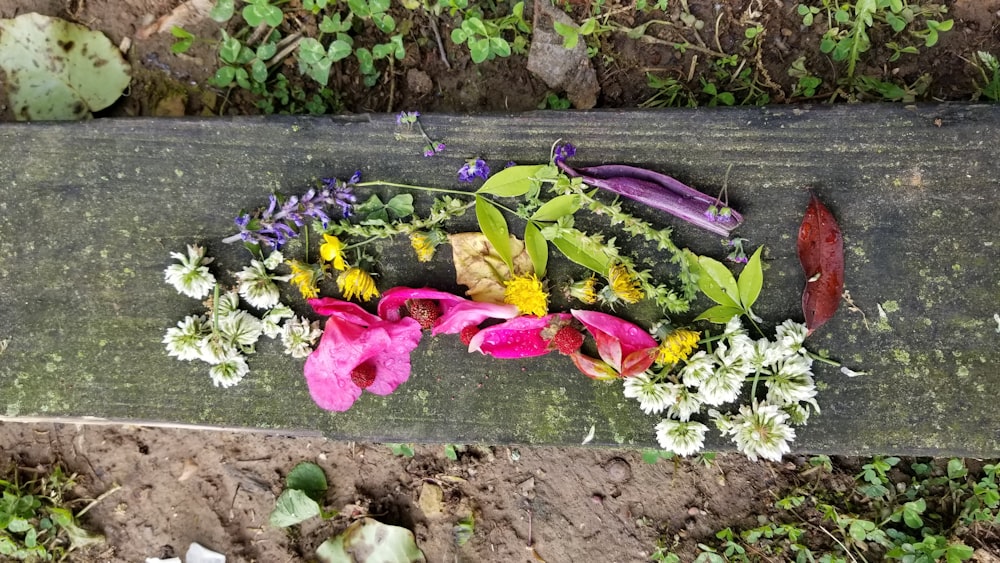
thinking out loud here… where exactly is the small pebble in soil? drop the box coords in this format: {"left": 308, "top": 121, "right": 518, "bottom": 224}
{"left": 606, "top": 457, "right": 632, "bottom": 483}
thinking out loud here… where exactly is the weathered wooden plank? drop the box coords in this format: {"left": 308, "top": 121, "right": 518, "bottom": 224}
{"left": 1, "top": 105, "right": 998, "bottom": 456}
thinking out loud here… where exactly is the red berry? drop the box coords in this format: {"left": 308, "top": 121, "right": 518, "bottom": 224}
{"left": 552, "top": 326, "right": 584, "bottom": 355}
{"left": 350, "top": 363, "right": 377, "bottom": 389}
{"left": 407, "top": 299, "right": 441, "bottom": 330}
{"left": 459, "top": 325, "right": 480, "bottom": 346}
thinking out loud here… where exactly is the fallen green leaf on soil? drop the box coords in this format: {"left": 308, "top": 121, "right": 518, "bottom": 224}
{"left": 0, "top": 12, "right": 131, "bottom": 121}
{"left": 316, "top": 518, "right": 427, "bottom": 563}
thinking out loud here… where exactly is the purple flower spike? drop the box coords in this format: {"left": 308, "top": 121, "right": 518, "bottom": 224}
{"left": 557, "top": 161, "right": 744, "bottom": 236}
{"left": 458, "top": 159, "right": 490, "bottom": 183}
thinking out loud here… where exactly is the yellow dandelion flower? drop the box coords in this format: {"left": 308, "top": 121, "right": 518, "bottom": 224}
{"left": 504, "top": 273, "right": 549, "bottom": 316}
{"left": 319, "top": 234, "right": 347, "bottom": 271}
{"left": 410, "top": 232, "right": 436, "bottom": 262}
{"left": 568, "top": 276, "right": 599, "bottom": 304}
{"left": 608, "top": 262, "right": 644, "bottom": 304}
{"left": 658, "top": 329, "right": 701, "bottom": 365}
{"left": 337, "top": 267, "right": 380, "bottom": 302}
{"left": 288, "top": 260, "right": 324, "bottom": 299}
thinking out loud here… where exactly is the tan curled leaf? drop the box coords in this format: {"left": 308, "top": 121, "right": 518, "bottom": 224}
{"left": 136, "top": 0, "right": 214, "bottom": 39}
{"left": 449, "top": 232, "right": 532, "bottom": 303}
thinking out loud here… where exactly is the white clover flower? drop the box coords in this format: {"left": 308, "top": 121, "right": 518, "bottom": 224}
{"left": 164, "top": 244, "right": 216, "bottom": 299}
{"left": 262, "top": 250, "right": 284, "bottom": 271}
{"left": 236, "top": 260, "right": 282, "bottom": 309}
{"left": 281, "top": 316, "right": 322, "bottom": 358}
{"left": 782, "top": 401, "right": 819, "bottom": 425}
{"left": 708, "top": 408, "right": 733, "bottom": 434}
{"left": 680, "top": 351, "right": 715, "bottom": 388}
{"left": 623, "top": 374, "right": 679, "bottom": 415}
{"left": 765, "top": 357, "right": 817, "bottom": 405}
{"left": 698, "top": 366, "right": 745, "bottom": 406}
{"left": 261, "top": 305, "right": 294, "bottom": 338}
{"left": 775, "top": 320, "right": 809, "bottom": 353}
{"left": 218, "top": 310, "right": 263, "bottom": 350}
{"left": 215, "top": 290, "right": 242, "bottom": 317}
{"left": 209, "top": 352, "right": 249, "bottom": 388}
{"left": 198, "top": 337, "right": 238, "bottom": 365}
{"left": 715, "top": 341, "right": 754, "bottom": 378}
{"left": 729, "top": 332, "right": 755, "bottom": 358}
{"left": 668, "top": 386, "right": 703, "bottom": 422}
{"left": 163, "top": 315, "right": 209, "bottom": 361}
{"left": 722, "top": 316, "right": 746, "bottom": 340}
{"left": 726, "top": 402, "right": 796, "bottom": 462}
{"left": 749, "top": 338, "right": 784, "bottom": 370}
{"left": 655, "top": 419, "right": 708, "bottom": 457}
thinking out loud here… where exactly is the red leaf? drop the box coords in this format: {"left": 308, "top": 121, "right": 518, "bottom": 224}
{"left": 798, "top": 193, "right": 844, "bottom": 334}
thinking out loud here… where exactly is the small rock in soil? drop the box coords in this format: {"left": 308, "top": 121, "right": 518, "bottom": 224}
{"left": 418, "top": 482, "right": 444, "bottom": 518}
{"left": 605, "top": 457, "right": 632, "bottom": 483}
{"left": 406, "top": 69, "right": 433, "bottom": 98}
{"left": 526, "top": 0, "right": 600, "bottom": 109}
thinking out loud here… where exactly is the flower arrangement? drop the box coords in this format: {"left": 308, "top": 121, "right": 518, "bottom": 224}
{"left": 163, "top": 113, "right": 856, "bottom": 461}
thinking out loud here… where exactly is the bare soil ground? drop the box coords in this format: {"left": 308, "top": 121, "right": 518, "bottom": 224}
{"left": 1, "top": 423, "right": 800, "bottom": 562}
{"left": 2, "top": 0, "right": 1000, "bottom": 561}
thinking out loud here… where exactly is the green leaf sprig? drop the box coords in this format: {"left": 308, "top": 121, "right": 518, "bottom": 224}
{"left": 694, "top": 246, "right": 763, "bottom": 324}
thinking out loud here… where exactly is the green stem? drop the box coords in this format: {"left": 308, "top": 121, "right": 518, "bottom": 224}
{"left": 212, "top": 283, "right": 220, "bottom": 337}
{"left": 343, "top": 238, "right": 376, "bottom": 251}
{"left": 745, "top": 310, "right": 766, "bottom": 339}
{"left": 808, "top": 352, "right": 841, "bottom": 367}
{"left": 698, "top": 333, "right": 728, "bottom": 345}
{"left": 750, "top": 371, "right": 761, "bottom": 405}
{"left": 356, "top": 180, "right": 470, "bottom": 197}
{"left": 304, "top": 224, "right": 309, "bottom": 263}
{"left": 355, "top": 181, "right": 524, "bottom": 219}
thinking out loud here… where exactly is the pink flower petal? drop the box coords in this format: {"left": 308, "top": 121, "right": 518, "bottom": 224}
{"left": 571, "top": 309, "right": 657, "bottom": 372}
{"left": 432, "top": 300, "right": 519, "bottom": 335}
{"left": 304, "top": 297, "right": 424, "bottom": 411}
{"left": 468, "top": 314, "right": 570, "bottom": 359}
{"left": 569, "top": 352, "right": 620, "bottom": 381}
{"left": 309, "top": 297, "right": 381, "bottom": 326}
{"left": 377, "top": 286, "right": 518, "bottom": 335}
{"left": 621, "top": 347, "right": 659, "bottom": 377}
{"left": 377, "top": 287, "right": 465, "bottom": 321}
{"left": 366, "top": 318, "right": 423, "bottom": 395}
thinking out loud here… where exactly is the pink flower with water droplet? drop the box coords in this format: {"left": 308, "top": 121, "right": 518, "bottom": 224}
{"left": 570, "top": 309, "right": 659, "bottom": 378}
{"left": 378, "top": 287, "right": 519, "bottom": 335}
{"left": 304, "top": 298, "right": 423, "bottom": 411}
{"left": 468, "top": 313, "right": 573, "bottom": 359}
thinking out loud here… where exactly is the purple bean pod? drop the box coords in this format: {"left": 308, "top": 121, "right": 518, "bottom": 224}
{"left": 557, "top": 162, "right": 744, "bottom": 237}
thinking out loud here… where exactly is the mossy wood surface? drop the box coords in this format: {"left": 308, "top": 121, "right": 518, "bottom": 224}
{"left": 1, "top": 106, "right": 998, "bottom": 456}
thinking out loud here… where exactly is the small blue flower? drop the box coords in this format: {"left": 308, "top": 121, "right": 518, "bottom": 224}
{"left": 396, "top": 111, "right": 420, "bottom": 126}
{"left": 704, "top": 204, "right": 719, "bottom": 222}
{"left": 554, "top": 143, "right": 576, "bottom": 163}
{"left": 718, "top": 207, "right": 735, "bottom": 223}
{"left": 458, "top": 158, "right": 490, "bottom": 183}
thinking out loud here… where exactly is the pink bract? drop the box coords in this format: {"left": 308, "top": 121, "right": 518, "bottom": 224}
{"left": 378, "top": 286, "right": 518, "bottom": 335}
{"left": 569, "top": 351, "right": 619, "bottom": 381}
{"left": 304, "top": 298, "right": 423, "bottom": 411}
{"left": 468, "top": 313, "right": 571, "bottom": 359}
{"left": 570, "top": 309, "right": 658, "bottom": 377}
